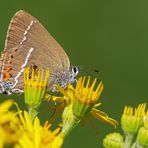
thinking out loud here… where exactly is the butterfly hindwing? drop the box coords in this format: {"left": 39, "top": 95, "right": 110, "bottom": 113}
{"left": 0, "top": 10, "right": 70, "bottom": 92}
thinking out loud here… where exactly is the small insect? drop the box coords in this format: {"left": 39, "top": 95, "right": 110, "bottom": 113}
{"left": 0, "top": 10, "right": 79, "bottom": 95}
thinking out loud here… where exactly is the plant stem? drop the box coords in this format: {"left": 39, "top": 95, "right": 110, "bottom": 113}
{"left": 123, "top": 134, "right": 133, "bottom": 148}
{"left": 131, "top": 142, "right": 144, "bottom": 148}
{"left": 61, "top": 104, "right": 80, "bottom": 137}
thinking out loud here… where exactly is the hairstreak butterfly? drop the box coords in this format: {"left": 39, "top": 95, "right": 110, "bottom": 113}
{"left": 0, "top": 10, "right": 79, "bottom": 95}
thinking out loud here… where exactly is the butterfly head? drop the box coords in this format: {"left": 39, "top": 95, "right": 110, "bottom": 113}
{"left": 70, "top": 65, "right": 79, "bottom": 82}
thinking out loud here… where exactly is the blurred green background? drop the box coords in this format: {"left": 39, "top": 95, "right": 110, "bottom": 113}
{"left": 0, "top": 0, "right": 148, "bottom": 147}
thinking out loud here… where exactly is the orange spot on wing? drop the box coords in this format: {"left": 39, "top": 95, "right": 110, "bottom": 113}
{"left": 5, "top": 66, "right": 11, "bottom": 71}
{"left": 3, "top": 73, "right": 11, "bottom": 80}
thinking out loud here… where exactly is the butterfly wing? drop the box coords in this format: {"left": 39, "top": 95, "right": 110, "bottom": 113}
{"left": 0, "top": 10, "right": 70, "bottom": 92}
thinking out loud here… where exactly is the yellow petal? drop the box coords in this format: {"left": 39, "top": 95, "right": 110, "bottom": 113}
{"left": 0, "top": 100, "right": 13, "bottom": 113}
{"left": 88, "top": 78, "right": 97, "bottom": 99}
{"left": 34, "top": 118, "right": 41, "bottom": 148}
{"left": 55, "top": 84, "right": 72, "bottom": 101}
{"left": 86, "top": 76, "right": 90, "bottom": 89}
{"left": 14, "top": 102, "right": 27, "bottom": 128}
{"left": 91, "top": 108, "right": 118, "bottom": 128}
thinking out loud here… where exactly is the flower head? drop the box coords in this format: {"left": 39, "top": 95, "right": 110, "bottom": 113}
{"left": 15, "top": 110, "right": 63, "bottom": 148}
{"left": 73, "top": 76, "right": 103, "bottom": 118}
{"left": 54, "top": 76, "right": 118, "bottom": 136}
{"left": 24, "top": 67, "right": 49, "bottom": 121}
{"left": 121, "top": 103, "right": 146, "bottom": 134}
{"left": 24, "top": 67, "right": 49, "bottom": 108}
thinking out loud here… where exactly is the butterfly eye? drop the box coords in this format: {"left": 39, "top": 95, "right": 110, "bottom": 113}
{"left": 72, "top": 66, "right": 79, "bottom": 76}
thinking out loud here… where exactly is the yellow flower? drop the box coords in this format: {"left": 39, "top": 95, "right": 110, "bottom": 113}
{"left": 121, "top": 103, "right": 146, "bottom": 134}
{"left": 103, "top": 103, "right": 148, "bottom": 148}
{"left": 15, "top": 110, "right": 63, "bottom": 148}
{"left": 137, "top": 107, "right": 148, "bottom": 147}
{"left": 24, "top": 67, "right": 49, "bottom": 121}
{"left": 0, "top": 100, "right": 21, "bottom": 147}
{"left": 54, "top": 76, "right": 118, "bottom": 136}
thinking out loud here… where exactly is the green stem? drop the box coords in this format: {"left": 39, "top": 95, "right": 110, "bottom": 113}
{"left": 28, "top": 106, "right": 38, "bottom": 122}
{"left": 131, "top": 142, "right": 144, "bottom": 148}
{"left": 123, "top": 134, "right": 133, "bottom": 148}
{"left": 61, "top": 104, "right": 80, "bottom": 137}
{"left": 62, "top": 116, "right": 80, "bottom": 137}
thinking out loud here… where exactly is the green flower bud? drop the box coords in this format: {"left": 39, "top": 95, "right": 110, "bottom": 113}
{"left": 137, "top": 126, "right": 148, "bottom": 147}
{"left": 121, "top": 104, "right": 146, "bottom": 134}
{"left": 103, "top": 132, "right": 123, "bottom": 148}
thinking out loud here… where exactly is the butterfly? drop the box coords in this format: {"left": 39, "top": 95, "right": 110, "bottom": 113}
{"left": 0, "top": 10, "right": 79, "bottom": 95}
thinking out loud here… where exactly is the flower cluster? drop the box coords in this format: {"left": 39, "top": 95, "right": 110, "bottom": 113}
{"left": 0, "top": 100, "right": 63, "bottom": 148}
{"left": 0, "top": 67, "right": 118, "bottom": 147}
{"left": 103, "top": 103, "right": 148, "bottom": 148}
{"left": 15, "top": 111, "right": 63, "bottom": 148}
{"left": 51, "top": 76, "right": 118, "bottom": 137}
